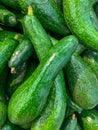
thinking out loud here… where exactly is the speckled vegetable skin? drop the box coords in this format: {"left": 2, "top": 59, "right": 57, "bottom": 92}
{"left": 0, "top": 66, "right": 8, "bottom": 127}
{"left": 65, "top": 54, "right": 98, "bottom": 109}
{"left": 63, "top": 0, "right": 98, "bottom": 52}
{"left": 83, "top": 50, "right": 98, "bottom": 78}
{"left": 0, "top": 39, "right": 18, "bottom": 74}
{"left": 8, "top": 36, "right": 34, "bottom": 68}
{"left": 18, "top": 0, "right": 70, "bottom": 35}
{"left": 24, "top": 10, "right": 66, "bottom": 130}
{"left": 0, "top": 5, "right": 17, "bottom": 27}
{"left": 80, "top": 109, "right": 98, "bottom": 130}
{"left": 8, "top": 35, "right": 78, "bottom": 125}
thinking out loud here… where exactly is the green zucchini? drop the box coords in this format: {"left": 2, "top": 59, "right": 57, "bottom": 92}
{"left": 8, "top": 35, "right": 78, "bottom": 125}
{"left": 0, "top": 66, "right": 8, "bottom": 127}
{"left": 18, "top": 0, "right": 70, "bottom": 35}
{"left": 61, "top": 114, "right": 77, "bottom": 130}
{"left": 80, "top": 109, "right": 98, "bottom": 130}
{"left": 83, "top": 50, "right": 98, "bottom": 78}
{"left": 0, "top": 5, "right": 17, "bottom": 27}
{"left": 0, "top": 39, "right": 18, "bottom": 74}
{"left": 65, "top": 53, "right": 98, "bottom": 109}
{"left": 23, "top": 8, "right": 66, "bottom": 130}
{"left": 0, "top": 0, "right": 21, "bottom": 10}
{"left": 54, "top": 0, "right": 63, "bottom": 10}
{"left": 63, "top": 0, "right": 98, "bottom": 52}
{"left": 8, "top": 36, "right": 34, "bottom": 68}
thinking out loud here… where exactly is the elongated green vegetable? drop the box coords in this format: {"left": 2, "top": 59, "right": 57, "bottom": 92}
{"left": 8, "top": 35, "right": 78, "bottom": 125}
{"left": 23, "top": 8, "right": 66, "bottom": 130}
{"left": 63, "top": 0, "right": 98, "bottom": 52}
{"left": 18, "top": 0, "right": 70, "bottom": 35}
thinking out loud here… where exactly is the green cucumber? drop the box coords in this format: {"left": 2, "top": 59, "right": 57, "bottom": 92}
{"left": 0, "top": 31, "right": 18, "bottom": 42}
{"left": 8, "top": 36, "right": 34, "bottom": 68}
{"left": 63, "top": 0, "right": 98, "bottom": 52}
{"left": 18, "top": 0, "right": 70, "bottom": 35}
{"left": 23, "top": 9, "right": 66, "bottom": 130}
{"left": 0, "top": 66, "right": 8, "bottom": 127}
{"left": 83, "top": 50, "right": 98, "bottom": 78}
{"left": 80, "top": 109, "right": 98, "bottom": 130}
{"left": 0, "top": 5, "right": 17, "bottom": 27}
{"left": 65, "top": 53, "right": 98, "bottom": 109}
{"left": 0, "top": 39, "right": 18, "bottom": 74}
{"left": 8, "top": 35, "right": 78, "bottom": 125}
{"left": 0, "top": 0, "right": 21, "bottom": 10}
{"left": 1, "top": 120, "right": 23, "bottom": 130}
{"left": 61, "top": 114, "right": 77, "bottom": 130}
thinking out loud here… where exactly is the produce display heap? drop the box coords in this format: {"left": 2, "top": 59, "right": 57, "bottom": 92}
{"left": 0, "top": 0, "right": 98, "bottom": 130}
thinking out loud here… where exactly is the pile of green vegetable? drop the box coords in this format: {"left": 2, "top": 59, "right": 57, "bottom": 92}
{"left": 0, "top": 0, "right": 98, "bottom": 130}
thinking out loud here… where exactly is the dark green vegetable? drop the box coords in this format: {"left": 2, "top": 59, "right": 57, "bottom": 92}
{"left": 80, "top": 109, "right": 98, "bottom": 130}
{"left": 0, "top": 39, "right": 18, "bottom": 74}
{"left": 65, "top": 53, "right": 98, "bottom": 109}
{"left": 8, "top": 36, "right": 34, "bottom": 68}
{"left": 63, "top": 0, "right": 98, "bottom": 52}
{"left": 0, "top": 5, "right": 17, "bottom": 27}
{"left": 8, "top": 35, "right": 78, "bottom": 125}
{"left": 18, "top": 0, "right": 70, "bottom": 35}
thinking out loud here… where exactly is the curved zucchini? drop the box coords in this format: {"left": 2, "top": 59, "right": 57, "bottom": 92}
{"left": 65, "top": 53, "right": 98, "bottom": 109}
{"left": 8, "top": 35, "right": 78, "bottom": 125}
{"left": 23, "top": 8, "right": 66, "bottom": 130}
{"left": 63, "top": 0, "right": 98, "bottom": 52}
{"left": 0, "top": 5, "right": 17, "bottom": 27}
{"left": 18, "top": 0, "right": 70, "bottom": 35}
{"left": 8, "top": 36, "right": 34, "bottom": 68}
{"left": 0, "top": 39, "right": 18, "bottom": 74}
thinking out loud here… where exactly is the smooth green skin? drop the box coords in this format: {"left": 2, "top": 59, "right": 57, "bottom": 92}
{"left": 0, "top": 39, "right": 18, "bottom": 74}
{"left": 63, "top": 0, "right": 98, "bottom": 52}
{"left": 8, "top": 36, "right": 34, "bottom": 68}
{"left": 23, "top": 13, "right": 66, "bottom": 130}
{"left": 0, "top": 0, "right": 21, "bottom": 10}
{"left": 80, "top": 109, "right": 98, "bottom": 130}
{"left": 1, "top": 120, "right": 23, "bottom": 130}
{"left": 65, "top": 54, "right": 98, "bottom": 109}
{"left": 18, "top": 0, "right": 70, "bottom": 35}
{"left": 0, "top": 31, "right": 17, "bottom": 42}
{"left": 54, "top": 0, "right": 63, "bottom": 10}
{"left": 0, "top": 5, "right": 17, "bottom": 27}
{"left": 61, "top": 115, "right": 77, "bottom": 130}
{"left": 83, "top": 50, "right": 98, "bottom": 78}
{"left": 8, "top": 35, "right": 78, "bottom": 125}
